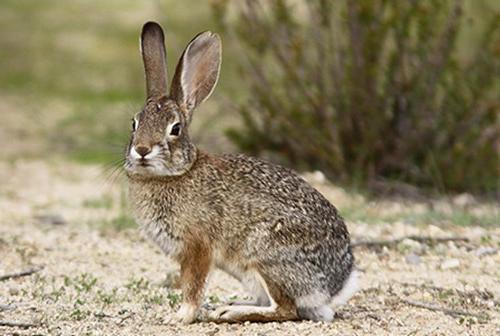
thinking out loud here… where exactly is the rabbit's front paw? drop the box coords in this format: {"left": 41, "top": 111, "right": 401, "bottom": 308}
{"left": 175, "top": 303, "right": 198, "bottom": 324}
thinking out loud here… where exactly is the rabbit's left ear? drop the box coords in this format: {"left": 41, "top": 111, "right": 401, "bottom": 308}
{"left": 170, "top": 31, "right": 221, "bottom": 122}
{"left": 141, "top": 21, "right": 168, "bottom": 98}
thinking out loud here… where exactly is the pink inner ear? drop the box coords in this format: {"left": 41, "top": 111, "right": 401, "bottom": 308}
{"left": 177, "top": 32, "right": 221, "bottom": 114}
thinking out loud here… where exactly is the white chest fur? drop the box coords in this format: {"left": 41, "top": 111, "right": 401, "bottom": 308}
{"left": 137, "top": 217, "right": 182, "bottom": 257}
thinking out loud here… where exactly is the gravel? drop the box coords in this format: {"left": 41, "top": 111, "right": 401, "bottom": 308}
{"left": 0, "top": 160, "right": 498, "bottom": 335}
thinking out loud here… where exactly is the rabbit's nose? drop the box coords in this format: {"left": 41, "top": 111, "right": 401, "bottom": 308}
{"left": 135, "top": 145, "right": 152, "bottom": 158}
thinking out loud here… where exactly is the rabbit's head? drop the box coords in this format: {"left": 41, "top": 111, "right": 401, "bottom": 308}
{"left": 125, "top": 22, "right": 221, "bottom": 177}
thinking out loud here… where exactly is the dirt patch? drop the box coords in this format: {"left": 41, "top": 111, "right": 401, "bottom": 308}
{"left": 0, "top": 160, "right": 498, "bottom": 335}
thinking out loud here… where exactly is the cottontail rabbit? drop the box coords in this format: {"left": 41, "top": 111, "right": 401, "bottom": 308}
{"left": 125, "top": 21, "right": 358, "bottom": 324}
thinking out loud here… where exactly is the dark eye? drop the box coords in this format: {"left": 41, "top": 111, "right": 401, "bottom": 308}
{"left": 131, "top": 119, "right": 137, "bottom": 131}
{"left": 170, "top": 122, "right": 181, "bottom": 136}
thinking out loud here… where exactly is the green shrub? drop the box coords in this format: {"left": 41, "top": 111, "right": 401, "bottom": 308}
{"left": 213, "top": 0, "right": 499, "bottom": 193}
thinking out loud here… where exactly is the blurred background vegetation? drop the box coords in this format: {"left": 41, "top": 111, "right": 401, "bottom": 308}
{"left": 0, "top": 0, "right": 498, "bottom": 195}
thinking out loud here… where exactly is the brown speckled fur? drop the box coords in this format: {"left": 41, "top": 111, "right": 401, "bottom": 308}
{"left": 124, "top": 22, "right": 356, "bottom": 324}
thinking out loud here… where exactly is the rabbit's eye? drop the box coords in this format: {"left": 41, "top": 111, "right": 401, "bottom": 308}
{"left": 170, "top": 122, "right": 181, "bottom": 136}
{"left": 131, "top": 119, "right": 137, "bottom": 131}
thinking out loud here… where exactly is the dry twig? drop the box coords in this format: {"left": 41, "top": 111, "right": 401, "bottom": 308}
{"left": 400, "top": 298, "right": 488, "bottom": 320}
{"left": 397, "top": 281, "right": 498, "bottom": 306}
{"left": 0, "top": 267, "right": 43, "bottom": 282}
{"left": 117, "top": 313, "right": 134, "bottom": 325}
{"left": 0, "top": 320, "right": 40, "bottom": 328}
{"left": 352, "top": 235, "right": 469, "bottom": 249}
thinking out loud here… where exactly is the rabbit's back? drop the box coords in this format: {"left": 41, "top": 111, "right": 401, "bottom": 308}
{"left": 214, "top": 153, "right": 350, "bottom": 244}
{"left": 213, "top": 153, "right": 354, "bottom": 298}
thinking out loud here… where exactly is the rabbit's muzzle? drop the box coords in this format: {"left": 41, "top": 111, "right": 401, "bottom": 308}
{"left": 126, "top": 143, "right": 170, "bottom": 176}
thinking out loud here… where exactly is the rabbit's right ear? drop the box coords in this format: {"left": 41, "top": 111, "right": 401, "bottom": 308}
{"left": 141, "top": 21, "right": 168, "bottom": 98}
{"left": 170, "top": 31, "right": 221, "bottom": 123}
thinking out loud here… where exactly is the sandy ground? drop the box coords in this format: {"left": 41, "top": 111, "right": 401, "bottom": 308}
{"left": 0, "top": 160, "right": 499, "bottom": 336}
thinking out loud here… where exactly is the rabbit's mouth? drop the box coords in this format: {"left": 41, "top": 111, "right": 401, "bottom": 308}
{"left": 125, "top": 154, "right": 195, "bottom": 177}
{"left": 125, "top": 158, "right": 166, "bottom": 177}
{"left": 137, "top": 159, "right": 151, "bottom": 167}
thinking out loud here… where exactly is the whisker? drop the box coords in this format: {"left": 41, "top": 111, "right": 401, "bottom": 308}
{"left": 99, "top": 158, "right": 125, "bottom": 177}
{"left": 105, "top": 167, "right": 126, "bottom": 187}
{"left": 102, "top": 166, "right": 126, "bottom": 189}
{"left": 96, "top": 157, "right": 127, "bottom": 188}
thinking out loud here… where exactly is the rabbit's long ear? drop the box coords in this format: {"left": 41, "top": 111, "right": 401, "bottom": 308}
{"left": 141, "top": 21, "right": 168, "bottom": 98}
{"left": 170, "top": 31, "right": 221, "bottom": 122}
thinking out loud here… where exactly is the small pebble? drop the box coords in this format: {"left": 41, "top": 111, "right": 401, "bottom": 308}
{"left": 405, "top": 253, "right": 421, "bottom": 265}
{"left": 9, "top": 287, "right": 19, "bottom": 295}
{"left": 34, "top": 214, "right": 66, "bottom": 226}
{"left": 440, "top": 258, "right": 460, "bottom": 270}
{"left": 475, "top": 246, "right": 497, "bottom": 257}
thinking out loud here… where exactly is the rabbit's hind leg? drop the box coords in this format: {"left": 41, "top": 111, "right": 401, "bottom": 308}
{"left": 209, "top": 270, "right": 298, "bottom": 322}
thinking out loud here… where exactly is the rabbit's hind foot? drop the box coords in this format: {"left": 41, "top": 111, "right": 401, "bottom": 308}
{"left": 210, "top": 269, "right": 298, "bottom": 322}
{"left": 209, "top": 303, "right": 298, "bottom": 322}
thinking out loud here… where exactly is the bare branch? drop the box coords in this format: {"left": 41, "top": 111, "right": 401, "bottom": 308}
{"left": 0, "top": 320, "right": 40, "bottom": 328}
{"left": 400, "top": 298, "right": 488, "bottom": 320}
{"left": 352, "top": 236, "right": 469, "bottom": 249}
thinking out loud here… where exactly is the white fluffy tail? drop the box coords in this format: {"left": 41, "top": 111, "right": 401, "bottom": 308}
{"left": 331, "top": 270, "right": 360, "bottom": 306}
{"left": 296, "top": 269, "right": 360, "bottom": 321}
